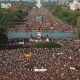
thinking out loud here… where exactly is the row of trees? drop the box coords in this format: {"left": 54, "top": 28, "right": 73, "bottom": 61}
{"left": 43, "top": 4, "right": 80, "bottom": 37}
{"left": 48, "top": 5, "right": 80, "bottom": 26}
{"left": 0, "top": 7, "right": 29, "bottom": 45}
{"left": 35, "top": 42, "right": 61, "bottom": 48}
{"left": 0, "top": 8, "right": 24, "bottom": 32}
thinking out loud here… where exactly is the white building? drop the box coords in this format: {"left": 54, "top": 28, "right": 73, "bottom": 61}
{"left": 69, "top": 0, "right": 80, "bottom": 10}
{"left": 1, "top": 3, "right": 11, "bottom": 9}
{"left": 57, "top": 0, "right": 72, "bottom": 5}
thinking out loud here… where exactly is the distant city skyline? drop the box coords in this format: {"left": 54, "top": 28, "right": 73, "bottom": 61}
{"left": 0, "top": 0, "right": 75, "bottom": 5}
{"left": 0, "top": 0, "right": 56, "bottom": 1}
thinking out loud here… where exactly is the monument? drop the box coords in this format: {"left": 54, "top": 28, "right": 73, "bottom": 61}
{"left": 36, "top": 0, "right": 42, "bottom": 8}
{"left": 37, "top": 32, "right": 41, "bottom": 38}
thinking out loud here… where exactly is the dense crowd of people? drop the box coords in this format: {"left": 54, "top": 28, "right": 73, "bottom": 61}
{"left": 0, "top": 39, "right": 80, "bottom": 80}
{"left": 9, "top": 8, "right": 79, "bottom": 33}
{"left": 1, "top": 7, "right": 80, "bottom": 80}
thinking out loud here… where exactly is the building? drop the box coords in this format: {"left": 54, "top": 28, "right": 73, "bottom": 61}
{"left": 0, "top": 2, "right": 21, "bottom": 9}
{"left": 69, "top": 0, "right": 80, "bottom": 10}
{"left": 11, "top": 3, "right": 21, "bottom": 10}
{"left": 57, "top": 0, "right": 72, "bottom": 5}
{"left": 1, "top": 3, "right": 11, "bottom": 9}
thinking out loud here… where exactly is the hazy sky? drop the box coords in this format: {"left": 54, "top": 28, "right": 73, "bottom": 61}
{"left": 0, "top": 0, "right": 31, "bottom": 1}
{"left": 0, "top": 0, "right": 57, "bottom": 2}
{"left": 0, "top": 0, "right": 55, "bottom": 1}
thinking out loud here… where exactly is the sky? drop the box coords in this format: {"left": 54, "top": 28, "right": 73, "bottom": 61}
{"left": 0, "top": 0, "right": 57, "bottom": 2}
{"left": 0, "top": 0, "right": 33, "bottom": 1}
{"left": 0, "top": 0, "right": 55, "bottom": 1}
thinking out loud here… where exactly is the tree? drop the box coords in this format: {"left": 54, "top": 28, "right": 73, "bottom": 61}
{"left": 77, "top": 16, "right": 80, "bottom": 26}
{"left": 35, "top": 42, "right": 61, "bottom": 48}
{"left": 0, "top": 27, "right": 8, "bottom": 44}
{"left": 48, "top": 5, "right": 80, "bottom": 25}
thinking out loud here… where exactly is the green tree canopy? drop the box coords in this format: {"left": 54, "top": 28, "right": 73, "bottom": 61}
{"left": 35, "top": 42, "right": 61, "bottom": 48}
{"left": 47, "top": 5, "right": 80, "bottom": 25}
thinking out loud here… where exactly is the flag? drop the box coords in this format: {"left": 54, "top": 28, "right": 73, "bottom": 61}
{"left": 23, "top": 53, "right": 32, "bottom": 58}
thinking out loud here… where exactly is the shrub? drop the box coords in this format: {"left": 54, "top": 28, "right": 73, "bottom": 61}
{"left": 35, "top": 42, "right": 61, "bottom": 48}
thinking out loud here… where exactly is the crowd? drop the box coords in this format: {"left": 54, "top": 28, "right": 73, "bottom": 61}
{"left": 2, "top": 7, "right": 80, "bottom": 80}
{"left": 9, "top": 8, "right": 79, "bottom": 33}
{"left": 0, "top": 39, "right": 80, "bottom": 80}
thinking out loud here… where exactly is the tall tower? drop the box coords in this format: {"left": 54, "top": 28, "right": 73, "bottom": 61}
{"left": 36, "top": 0, "right": 42, "bottom": 8}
